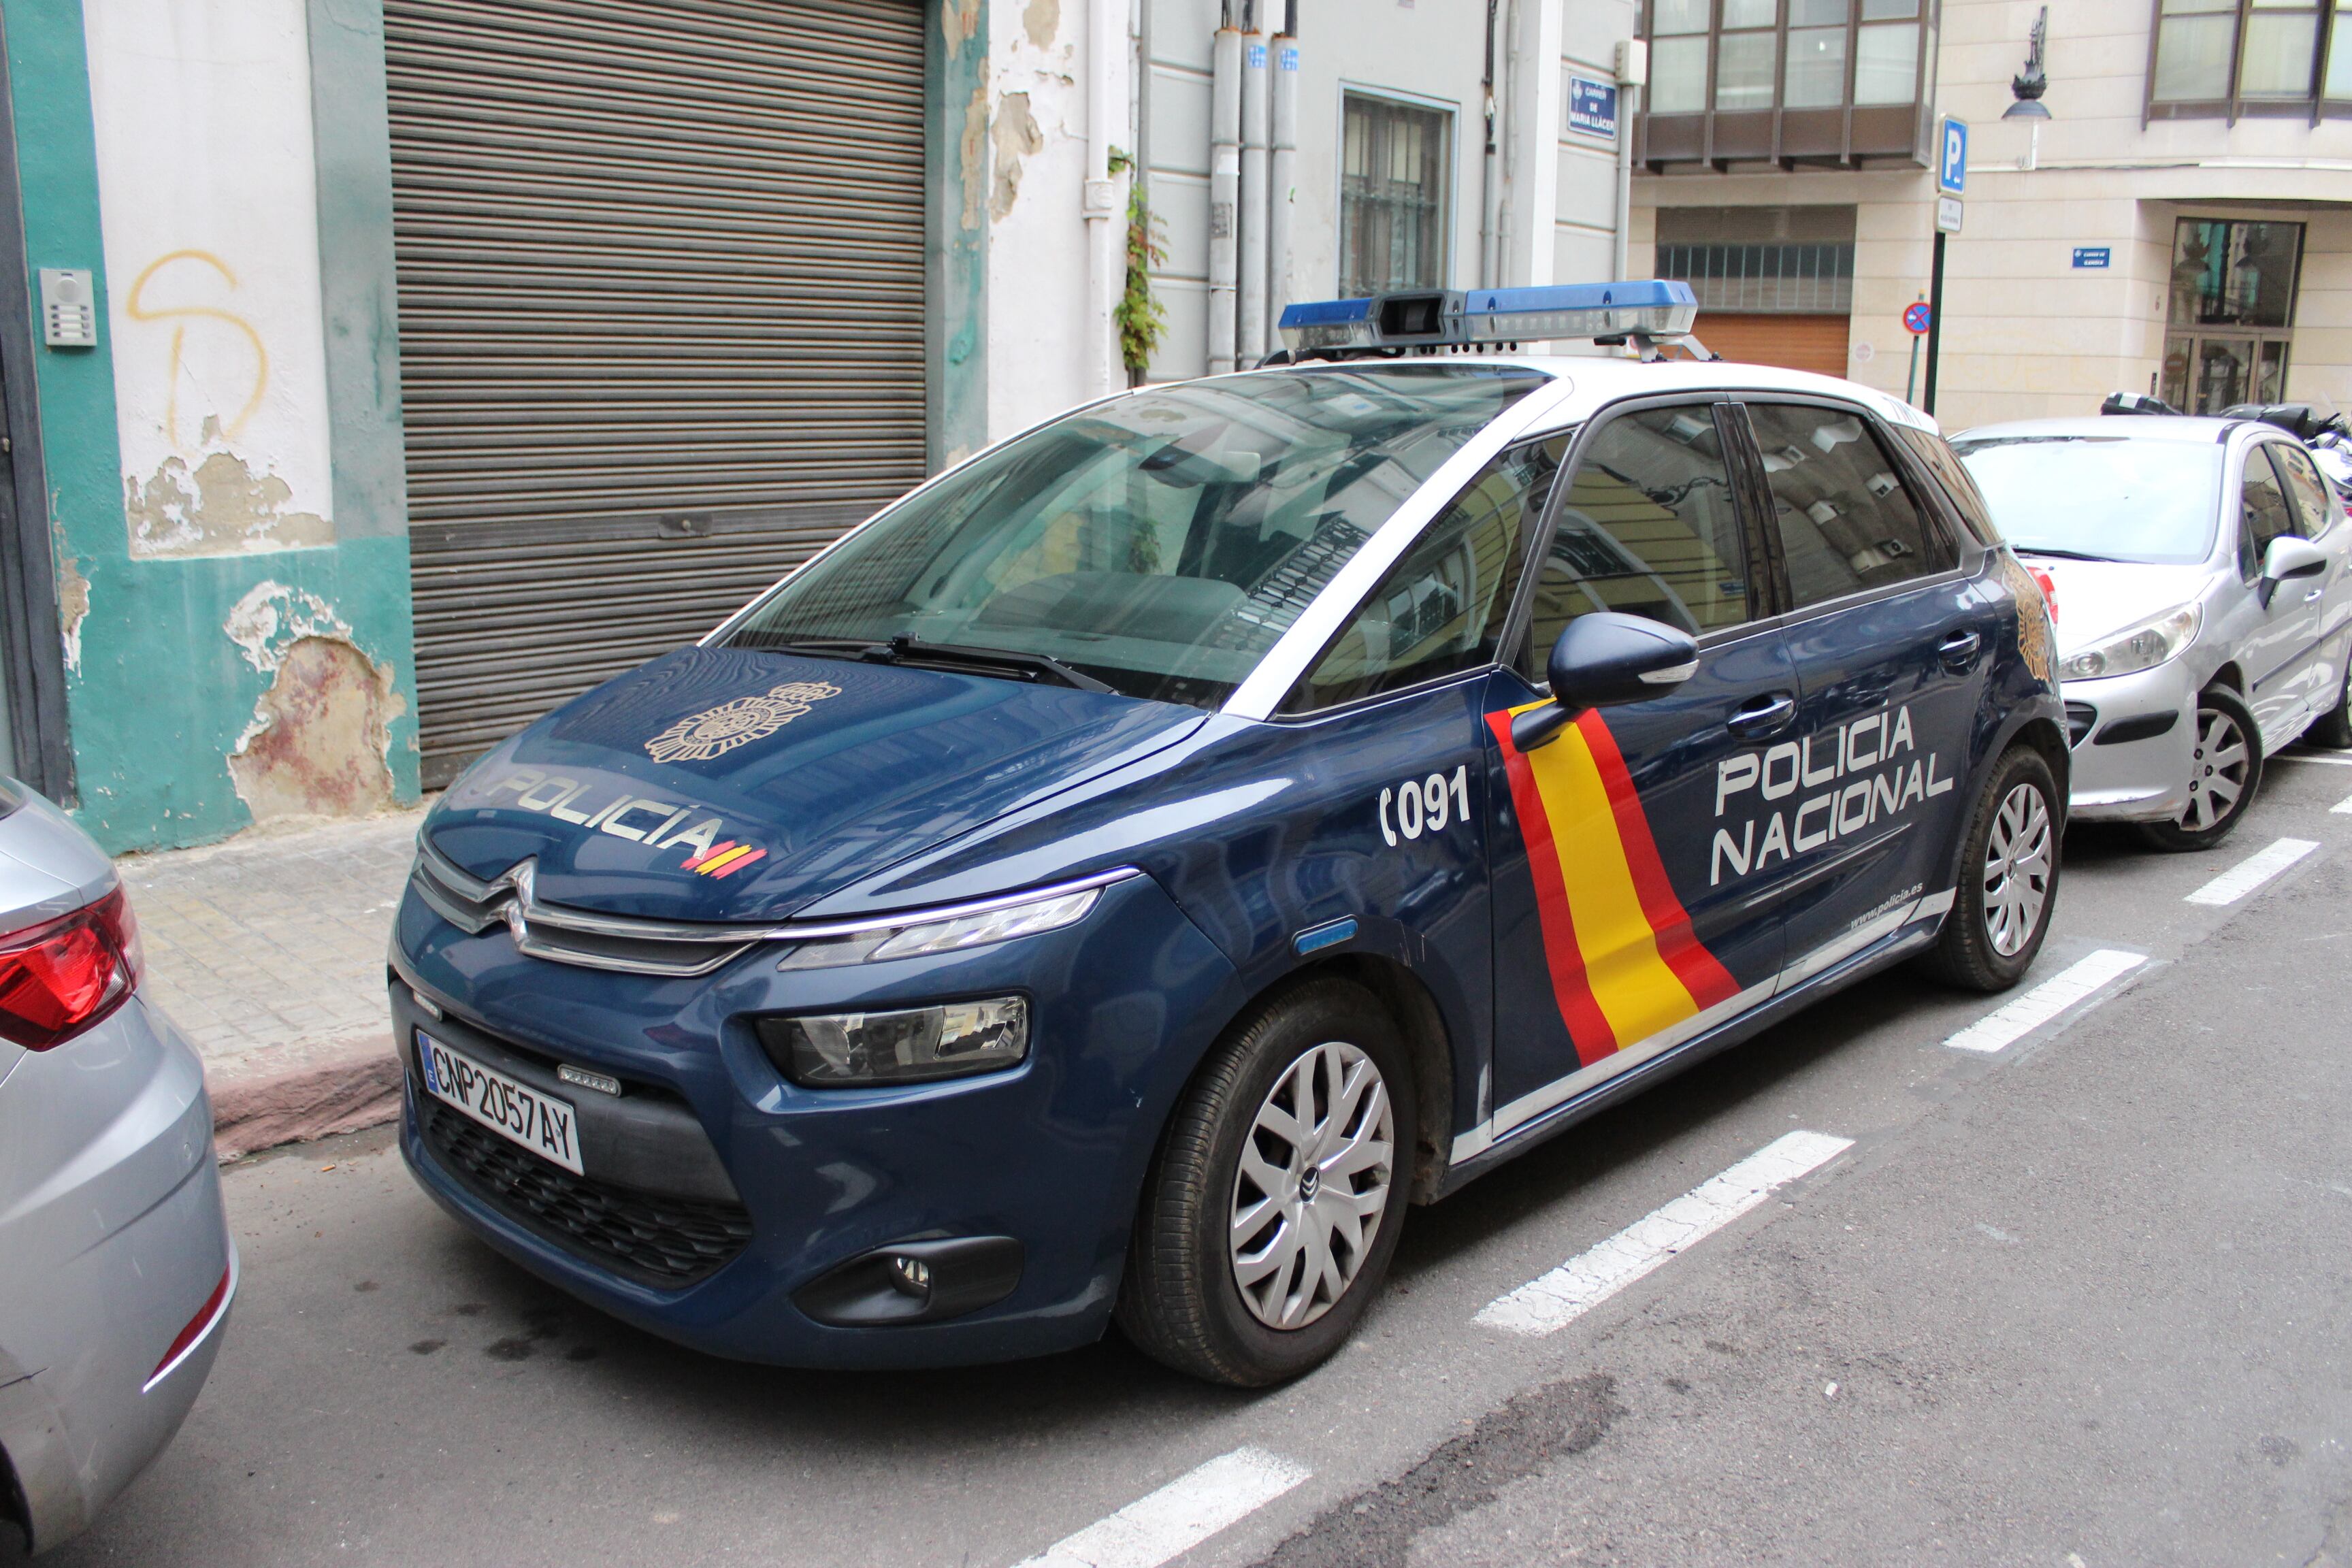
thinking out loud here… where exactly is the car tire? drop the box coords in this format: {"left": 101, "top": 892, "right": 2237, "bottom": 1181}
{"left": 1115, "top": 977, "right": 1415, "bottom": 1388}
{"left": 2137, "top": 684, "right": 2262, "bottom": 851}
{"left": 2307, "top": 657, "right": 2352, "bottom": 749}
{"left": 1916, "top": 744, "right": 2061, "bottom": 993}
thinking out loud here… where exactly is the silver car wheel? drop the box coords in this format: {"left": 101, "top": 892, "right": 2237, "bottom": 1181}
{"left": 1983, "top": 781, "right": 2053, "bottom": 958}
{"left": 2181, "top": 704, "right": 2251, "bottom": 833}
{"left": 1228, "top": 1040, "right": 1394, "bottom": 1330}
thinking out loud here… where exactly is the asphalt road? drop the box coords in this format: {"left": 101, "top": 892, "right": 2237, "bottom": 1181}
{"left": 14, "top": 748, "right": 2352, "bottom": 1568}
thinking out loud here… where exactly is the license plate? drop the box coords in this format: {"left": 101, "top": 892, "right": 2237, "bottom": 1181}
{"left": 416, "top": 1031, "right": 583, "bottom": 1176}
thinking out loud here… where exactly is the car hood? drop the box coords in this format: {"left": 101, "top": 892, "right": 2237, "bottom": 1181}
{"left": 2018, "top": 556, "right": 2215, "bottom": 657}
{"left": 422, "top": 646, "right": 1205, "bottom": 922}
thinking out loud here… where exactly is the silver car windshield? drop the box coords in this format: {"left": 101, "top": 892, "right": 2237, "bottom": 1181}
{"left": 1951, "top": 435, "right": 2223, "bottom": 566}
{"left": 723, "top": 365, "right": 1548, "bottom": 708}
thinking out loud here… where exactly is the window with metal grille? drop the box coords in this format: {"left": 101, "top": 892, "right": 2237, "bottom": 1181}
{"left": 1339, "top": 95, "right": 1450, "bottom": 297}
{"left": 1655, "top": 242, "right": 1855, "bottom": 312}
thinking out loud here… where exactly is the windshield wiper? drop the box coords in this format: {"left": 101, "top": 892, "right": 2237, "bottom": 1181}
{"left": 2014, "top": 546, "right": 2121, "bottom": 564}
{"left": 867, "top": 635, "right": 1117, "bottom": 694}
{"left": 736, "top": 635, "right": 886, "bottom": 660}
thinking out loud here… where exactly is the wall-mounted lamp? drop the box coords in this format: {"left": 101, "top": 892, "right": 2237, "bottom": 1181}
{"left": 2004, "top": 6, "right": 2051, "bottom": 118}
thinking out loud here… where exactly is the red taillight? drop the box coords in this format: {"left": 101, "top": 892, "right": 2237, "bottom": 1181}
{"left": 0, "top": 885, "right": 142, "bottom": 1050}
{"left": 2031, "top": 566, "right": 2059, "bottom": 623}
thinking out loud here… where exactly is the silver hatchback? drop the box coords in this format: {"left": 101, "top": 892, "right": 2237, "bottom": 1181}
{"left": 0, "top": 783, "right": 233, "bottom": 1552}
{"left": 1955, "top": 416, "right": 2352, "bottom": 849}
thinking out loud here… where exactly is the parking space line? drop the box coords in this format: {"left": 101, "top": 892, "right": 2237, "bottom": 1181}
{"left": 1942, "top": 949, "right": 2148, "bottom": 1054}
{"left": 2184, "top": 837, "right": 2320, "bottom": 906}
{"left": 2332, "top": 790, "right": 2352, "bottom": 814}
{"left": 1474, "top": 1130, "right": 1853, "bottom": 1338}
{"left": 1011, "top": 1447, "right": 1311, "bottom": 1568}
{"left": 2274, "top": 752, "right": 2352, "bottom": 766}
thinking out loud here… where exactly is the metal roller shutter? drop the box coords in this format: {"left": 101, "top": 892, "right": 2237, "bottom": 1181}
{"left": 385, "top": 0, "right": 928, "bottom": 786}
{"left": 1691, "top": 313, "right": 1853, "bottom": 379}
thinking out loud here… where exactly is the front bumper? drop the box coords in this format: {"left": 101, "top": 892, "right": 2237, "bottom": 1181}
{"left": 0, "top": 996, "right": 233, "bottom": 1552}
{"left": 393, "top": 870, "right": 1244, "bottom": 1369}
{"left": 2059, "top": 657, "right": 2199, "bottom": 823}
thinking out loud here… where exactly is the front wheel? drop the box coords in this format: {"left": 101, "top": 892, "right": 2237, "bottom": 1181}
{"left": 1916, "top": 745, "right": 2061, "bottom": 992}
{"left": 2137, "top": 685, "right": 2261, "bottom": 851}
{"left": 1115, "top": 979, "right": 1414, "bottom": 1387}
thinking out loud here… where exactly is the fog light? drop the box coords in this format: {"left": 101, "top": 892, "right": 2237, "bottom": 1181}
{"left": 755, "top": 996, "right": 1028, "bottom": 1087}
{"left": 887, "top": 1255, "right": 932, "bottom": 1297}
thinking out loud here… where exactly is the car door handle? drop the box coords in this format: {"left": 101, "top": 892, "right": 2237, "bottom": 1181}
{"left": 1938, "top": 630, "right": 1983, "bottom": 669}
{"left": 2306, "top": 587, "right": 2325, "bottom": 602}
{"left": 1727, "top": 692, "right": 1797, "bottom": 738}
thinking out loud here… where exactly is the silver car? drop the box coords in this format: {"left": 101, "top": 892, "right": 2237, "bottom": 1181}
{"left": 0, "top": 783, "right": 233, "bottom": 1552}
{"left": 1955, "top": 416, "right": 2352, "bottom": 849}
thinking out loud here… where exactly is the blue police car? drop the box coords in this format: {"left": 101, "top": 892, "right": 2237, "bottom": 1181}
{"left": 392, "top": 282, "right": 2065, "bottom": 1386}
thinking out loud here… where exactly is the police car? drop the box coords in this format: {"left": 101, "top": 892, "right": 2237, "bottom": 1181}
{"left": 391, "top": 281, "right": 2065, "bottom": 1387}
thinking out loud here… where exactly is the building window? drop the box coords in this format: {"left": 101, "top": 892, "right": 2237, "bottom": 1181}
{"left": 2161, "top": 218, "right": 2304, "bottom": 412}
{"left": 1339, "top": 95, "right": 1450, "bottom": 297}
{"left": 1655, "top": 205, "right": 1857, "bottom": 313}
{"left": 2149, "top": 0, "right": 2352, "bottom": 116}
{"left": 1639, "top": 0, "right": 1935, "bottom": 165}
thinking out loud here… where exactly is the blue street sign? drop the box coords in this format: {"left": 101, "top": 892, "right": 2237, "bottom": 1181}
{"left": 1904, "top": 302, "right": 1932, "bottom": 335}
{"left": 1569, "top": 77, "right": 1618, "bottom": 137}
{"left": 2072, "top": 246, "right": 2112, "bottom": 269}
{"left": 1938, "top": 118, "right": 1967, "bottom": 195}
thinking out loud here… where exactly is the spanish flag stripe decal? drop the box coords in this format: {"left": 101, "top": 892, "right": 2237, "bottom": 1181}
{"left": 1492, "top": 704, "right": 1736, "bottom": 1067}
{"left": 681, "top": 840, "right": 736, "bottom": 871}
{"left": 1572, "top": 710, "right": 1741, "bottom": 1010}
{"left": 1487, "top": 712, "right": 1618, "bottom": 1063}
{"left": 696, "top": 845, "right": 759, "bottom": 876}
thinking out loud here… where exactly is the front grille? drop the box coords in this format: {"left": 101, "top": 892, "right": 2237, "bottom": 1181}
{"left": 2064, "top": 700, "right": 2097, "bottom": 748}
{"left": 410, "top": 845, "right": 764, "bottom": 977}
{"left": 421, "top": 1100, "right": 753, "bottom": 1289}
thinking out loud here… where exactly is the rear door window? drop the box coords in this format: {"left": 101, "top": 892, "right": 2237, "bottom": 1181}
{"left": 1746, "top": 402, "right": 1944, "bottom": 608}
{"left": 1516, "top": 403, "right": 1754, "bottom": 683}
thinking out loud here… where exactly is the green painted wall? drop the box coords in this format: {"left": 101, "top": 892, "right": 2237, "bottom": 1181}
{"left": 4, "top": 0, "right": 419, "bottom": 855}
{"left": 929, "top": 0, "right": 989, "bottom": 470}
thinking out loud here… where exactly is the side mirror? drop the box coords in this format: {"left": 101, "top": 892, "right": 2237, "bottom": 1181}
{"left": 2260, "top": 534, "right": 2329, "bottom": 607}
{"left": 1511, "top": 612, "right": 1700, "bottom": 751}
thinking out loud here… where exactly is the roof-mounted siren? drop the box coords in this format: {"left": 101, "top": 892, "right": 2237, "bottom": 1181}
{"left": 1457, "top": 280, "right": 1712, "bottom": 361}
{"left": 1271, "top": 280, "right": 1712, "bottom": 362}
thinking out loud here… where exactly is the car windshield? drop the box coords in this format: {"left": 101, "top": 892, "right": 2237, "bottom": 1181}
{"left": 721, "top": 365, "right": 1548, "bottom": 708}
{"left": 1951, "top": 435, "right": 2223, "bottom": 566}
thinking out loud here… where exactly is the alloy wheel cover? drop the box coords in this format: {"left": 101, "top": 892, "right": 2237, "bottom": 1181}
{"left": 1983, "top": 781, "right": 2053, "bottom": 957}
{"left": 1228, "top": 1040, "right": 1396, "bottom": 1330}
{"left": 2180, "top": 705, "right": 2251, "bottom": 833}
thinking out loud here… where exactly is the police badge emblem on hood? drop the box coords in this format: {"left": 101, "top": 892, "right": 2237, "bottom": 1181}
{"left": 423, "top": 647, "right": 1205, "bottom": 924}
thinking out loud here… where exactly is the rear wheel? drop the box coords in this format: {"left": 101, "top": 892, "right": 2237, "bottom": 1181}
{"left": 1116, "top": 979, "right": 1414, "bottom": 1387}
{"left": 2138, "top": 685, "right": 2261, "bottom": 851}
{"left": 1916, "top": 745, "right": 2060, "bottom": 992}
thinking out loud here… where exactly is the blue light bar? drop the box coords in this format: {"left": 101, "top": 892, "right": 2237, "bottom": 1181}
{"left": 1275, "top": 280, "right": 1699, "bottom": 355}
{"left": 1457, "top": 280, "right": 1698, "bottom": 344}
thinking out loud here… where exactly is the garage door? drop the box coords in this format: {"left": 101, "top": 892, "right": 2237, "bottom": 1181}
{"left": 385, "top": 0, "right": 928, "bottom": 786}
{"left": 1693, "top": 313, "right": 1852, "bottom": 378}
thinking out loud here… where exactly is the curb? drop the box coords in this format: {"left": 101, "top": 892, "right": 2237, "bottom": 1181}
{"left": 207, "top": 1034, "right": 402, "bottom": 1162}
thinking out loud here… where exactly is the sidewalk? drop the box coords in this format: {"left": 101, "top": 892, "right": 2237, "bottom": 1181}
{"left": 116, "top": 808, "right": 425, "bottom": 1159}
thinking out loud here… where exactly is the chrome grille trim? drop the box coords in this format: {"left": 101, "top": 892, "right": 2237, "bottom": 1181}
{"left": 408, "top": 843, "right": 1143, "bottom": 977}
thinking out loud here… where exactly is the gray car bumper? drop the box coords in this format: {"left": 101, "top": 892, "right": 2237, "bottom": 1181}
{"left": 2062, "top": 659, "right": 2200, "bottom": 823}
{"left": 0, "top": 995, "right": 232, "bottom": 1553}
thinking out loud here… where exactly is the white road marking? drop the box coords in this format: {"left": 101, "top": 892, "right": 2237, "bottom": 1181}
{"left": 2274, "top": 751, "right": 2352, "bottom": 766}
{"left": 1012, "top": 1448, "right": 1311, "bottom": 1568}
{"left": 1942, "top": 949, "right": 2149, "bottom": 1054}
{"left": 1475, "top": 1130, "right": 1853, "bottom": 1337}
{"left": 2185, "top": 836, "right": 2320, "bottom": 906}
{"left": 2332, "top": 790, "right": 2352, "bottom": 814}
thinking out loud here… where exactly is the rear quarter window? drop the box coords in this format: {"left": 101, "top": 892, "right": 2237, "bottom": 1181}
{"left": 1893, "top": 425, "right": 2004, "bottom": 546}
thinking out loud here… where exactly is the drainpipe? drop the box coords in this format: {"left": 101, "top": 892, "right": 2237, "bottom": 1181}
{"left": 1085, "top": 0, "right": 1124, "bottom": 396}
{"left": 1480, "top": 0, "right": 1499, "bottom": 287}
{"left": 1498, "top": 0, "right": 1521, "bottom": 288}
{"left": 1239, "top": 9, "right": 1271, "bottom": 363}
{"left": 1614, "top": 39, "right": 1647, "bottom": 283}
{"left": 1270, "top": 5, "right": 1299, "bottom": 344}
{"left": 1209, "top": 9, "right": 1241, "bottom": 373}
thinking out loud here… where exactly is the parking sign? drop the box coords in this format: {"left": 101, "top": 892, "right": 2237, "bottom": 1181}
{"left": 1939, "top": 118, "right": 1967, "bottom": 195}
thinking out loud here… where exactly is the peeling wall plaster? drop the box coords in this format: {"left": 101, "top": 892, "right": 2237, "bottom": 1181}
{"left": 55, "top": 553, "right": 89, "bottom": 676}
{"left": 1023, "top": 0, "right": 1059, "bottom": 48}
{"left": 990, "top": 91, "right": 1045, "bottom": 222}
{"left": 227, "top": 634, "right": 403, "bottom": 821}
{"left": 125, "top": 438, "right": 333, "bottom": 558}
{"left": 225, "top": 579, "right": 355, "bottom": 672}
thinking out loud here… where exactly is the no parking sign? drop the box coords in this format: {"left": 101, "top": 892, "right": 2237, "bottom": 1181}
{"left": 1904, "top": 302, "right": 1932, "bottom": 335}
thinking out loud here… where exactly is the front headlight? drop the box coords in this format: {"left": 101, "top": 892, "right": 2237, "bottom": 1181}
{"left": 757, "top": 996, "right": 1028, "bottom": 1086}
{"left": 2059, "top": 604, "right": 2201, "bottom": 682}
{"left": 774, "top": 884, "right": 1105, "bottom": 971}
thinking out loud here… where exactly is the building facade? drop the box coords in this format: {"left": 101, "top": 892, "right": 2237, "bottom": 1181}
{"left": 1629, "top": 0, "right": 2352, "bottom": 429}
